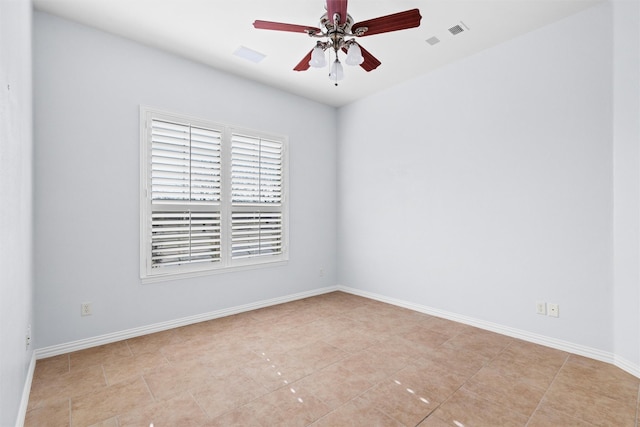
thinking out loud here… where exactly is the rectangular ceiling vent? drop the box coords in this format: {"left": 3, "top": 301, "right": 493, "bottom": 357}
{"left": 233, "top": 46, "right": 266, "bottom": 64}
{"left": 426, "top": 36, "right": 440, "bottom": 46}
{"left": 448, "top": 24, "right": 464, "bottom": 35}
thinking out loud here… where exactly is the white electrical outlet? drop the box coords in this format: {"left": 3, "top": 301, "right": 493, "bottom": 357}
{"left": 548, "top": 303, "right": 559, "bottom": 318}
{"left": 25, "top": 325, "right": 31, "bottom": 350}
{"left": 319, "top": 268, "right": 324, "bottom": 277}
{"left": 536, "top": 301, "right": 547, "bottom": 315}
{"left": 81, "top": 302, "right": 92, "bottom": 316}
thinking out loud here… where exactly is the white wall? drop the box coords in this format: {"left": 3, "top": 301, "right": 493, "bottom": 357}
{"left": 33, "top": 12, "right": 337, "bottom": 348}
{"left": 0, "top": 0, "right": 34, "bottom": 425}
{"left": 613, "top": 0, "right": 640, "bottom": 369}
{"left": 338, "top": 3, "right": 616, "bottom": 353}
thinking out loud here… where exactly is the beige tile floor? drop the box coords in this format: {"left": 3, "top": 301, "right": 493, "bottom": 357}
{"left": 26, "top": 291, "right": 640, "bottom": 427}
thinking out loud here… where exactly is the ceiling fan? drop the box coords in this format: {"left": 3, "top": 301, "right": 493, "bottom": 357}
{"left": 253, "top": 0, "right": 422, "bottom": 85}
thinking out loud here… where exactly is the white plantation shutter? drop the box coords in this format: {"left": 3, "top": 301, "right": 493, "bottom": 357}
{"left": 148, "top": 117, "right": 223, "bottom": 271}
{"left": 190, "top": 126, "right": 222, "bottom": 202}
{"left": 231, "top": 212, "right": 283, "bottom": 259}
{"left": 141, "top": 107, "right": 287, "bottom": 280}
{"left": 231, "top": 134, "right": 282, "bottom": 204}
{"left": 231, "top": 134, "right": 284, "bottom": 261}
{"left": 151, "top": 211, "right": 221, "bottom": 267}
{"left": 151, "top": 120, "right": 221, "bottom": 203}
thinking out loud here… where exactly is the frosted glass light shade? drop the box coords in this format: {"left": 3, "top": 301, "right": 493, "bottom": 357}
{"left": 329, "top": 59, "right": 344, "bottom": 81}
{"left": 309, "top": 46, "right": 327, "bottom": 68}
{"left": 345, "top": 43, "right": 364, "bottom": 66}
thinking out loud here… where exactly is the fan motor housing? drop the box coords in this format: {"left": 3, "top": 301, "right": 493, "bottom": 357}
{"left": 319, "top": 13, "right": 355, "bottom": 51}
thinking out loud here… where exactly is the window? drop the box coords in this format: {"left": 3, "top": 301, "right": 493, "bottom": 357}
{"left": 140, "top": 107, "right": 288, "bottom": 281}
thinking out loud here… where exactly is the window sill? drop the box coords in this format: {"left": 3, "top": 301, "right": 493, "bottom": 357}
{"left": 140, "top": 259, "right": 289, "bottom": 284}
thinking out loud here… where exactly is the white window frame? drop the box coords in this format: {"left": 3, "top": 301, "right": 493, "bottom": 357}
{"left": 140, "top": 106, "right": 288, "bottom": 283}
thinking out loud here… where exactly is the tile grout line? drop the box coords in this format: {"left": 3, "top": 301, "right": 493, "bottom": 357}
{"left": 101, "top": 364, "right": 109, "bottom": 387}
{"left": 188, "top": 390, "right": 212, "bottom": 422}
{"left": 523, "top": 352, "right": 570, "bottom": 427}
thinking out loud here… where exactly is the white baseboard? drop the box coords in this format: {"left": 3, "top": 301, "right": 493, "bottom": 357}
{"left": 16, "top": 351, "right": 36, "bottom": 427}
{"left": 35, "top": 286, "right": 339, "bottom": 359}
{"left": 614, "top": 355, "right": 640, "bottom": 379}
{"left": 337, "top": 285, "right": 640, "bottom": 379}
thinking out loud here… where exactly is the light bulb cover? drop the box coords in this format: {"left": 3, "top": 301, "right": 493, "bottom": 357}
{"left": 329, "top": 59, "right": 344, "bottom": 81}
{"left": 345, "top": 43, "right": 364, "bottom": 66}
{"left": 309, "top": 45, "right": 327, "bottom": 68}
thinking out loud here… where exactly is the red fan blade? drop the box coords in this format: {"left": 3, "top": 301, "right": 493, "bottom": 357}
{"left": 253, "top": 20, "right": 321, "bottom": 35}
{"left": 340, "top": 43, "right": 381, "bottom": 72}
{"left": 293, "top": 50, "right": 313, "bottom": 71}
{"left": 357, "top": 44, "right": 381, "bottom": 72}
{"left": 352, "top": 9, "right": 422, "bottom": 37}
{"left": 327, "top": 0, "right": 348, "bottom": 25}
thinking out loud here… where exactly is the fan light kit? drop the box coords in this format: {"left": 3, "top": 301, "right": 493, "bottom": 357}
{"left": 254, "top": 0, "right": 422, "bottom": 86}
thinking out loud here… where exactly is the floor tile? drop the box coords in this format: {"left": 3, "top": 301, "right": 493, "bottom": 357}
{"left": 527, "top": 405, "right": 598, "bottom": 427}
{"left": 240, "top": 350, "right": 308, "bottom": 391}
{"left": 357, "top": 381, "right": 437, "bottom": 426}
{"left": 461, "top": 366, "right": 547, "bottom": 417}
{"left": 430, "top": 388, "right": 529, "bottom": 427}
{"left": 69, "top": 341, "right": 132, "bottom": 372}
{"left": 417, "top": 414, "right": 458, "bottom": 426}
{"left": 70, "top": 376, "right": 153, "bottom": 427}
{"left": 158, "top": 335, "right": 217, "bottom": 364}
{"left": 291, "top": 363, "right": 374, "bottom": 409}
{"left": 415, "top": 345, "right": 488, "bottom": 379}
{"left": 482, "top": 340, "right": 567, "bottom": 390}
{"left": 87, "top": 417, "right": 118, "bottom": 427}
{"left": 102, "top": 351, "right": 169, "bottom": 385}
{"left": 251, "top": 383, "right": 332, "bottom": 427}
{"left": 556, "top": 354, "right": 639, "bottom": 405}
{"left": 202, "top": 404, "right": 264, "bottom": 427}
{"left": 28, "top": 365, "right": 107, "bottom": 409}
{"left": 117, "top": 393, "right": 209, "bottom": 427}
{"left": 143, "top": 364, "right": 211, "bottom": 401}
{"left": 311, "top": 398, "right": 403, "bottom": 427}
{"left": 191, "top": 371, "right": 269, "bottom": 419}
{"left": 24, "top": 397, "right": 70, "bottom": 427}
{"left": 540, "top": 376, "right": 637, "bottom": 426}
{"left": 442, "top": 328, "right": 512, "bottom": 362}
{"left": 33, "top": 354, "right": 70, "bottom": 381}
{"left": 280, "top": 340, "right": 348, "bottom": 376}
{"left": 276, "top": 321, "right": 334, "bottom": 352}
{"left": 125, "top": 329, "right": 183, "bottom": 355}
{"left": 321, "top": 326, "right": 379, "bottom": 354}
{"left": 340, "top": 346, "right": 411, "bottom": 384}
{"left": 390, "top": 361, "right": 468, "bottom": 405}
{"left": 421, "top": 316, "right": 475, "bottom": 339}
{"left": 399, "top": 324, "right": 452, "bottom": 353}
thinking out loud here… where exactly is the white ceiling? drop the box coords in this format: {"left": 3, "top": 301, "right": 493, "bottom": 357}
{"left": 33, "top": 0, "right": 601, "bottom": 107}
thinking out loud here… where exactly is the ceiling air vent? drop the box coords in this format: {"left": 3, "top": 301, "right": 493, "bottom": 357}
{"left": 426, "top": 36, "right": 440, "bottom": 46}
{"left": 448, "top": 24, "right": 464, "bottom": 35}
{"left": 233, "top": 46, "right": 266, "bottom": 63}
